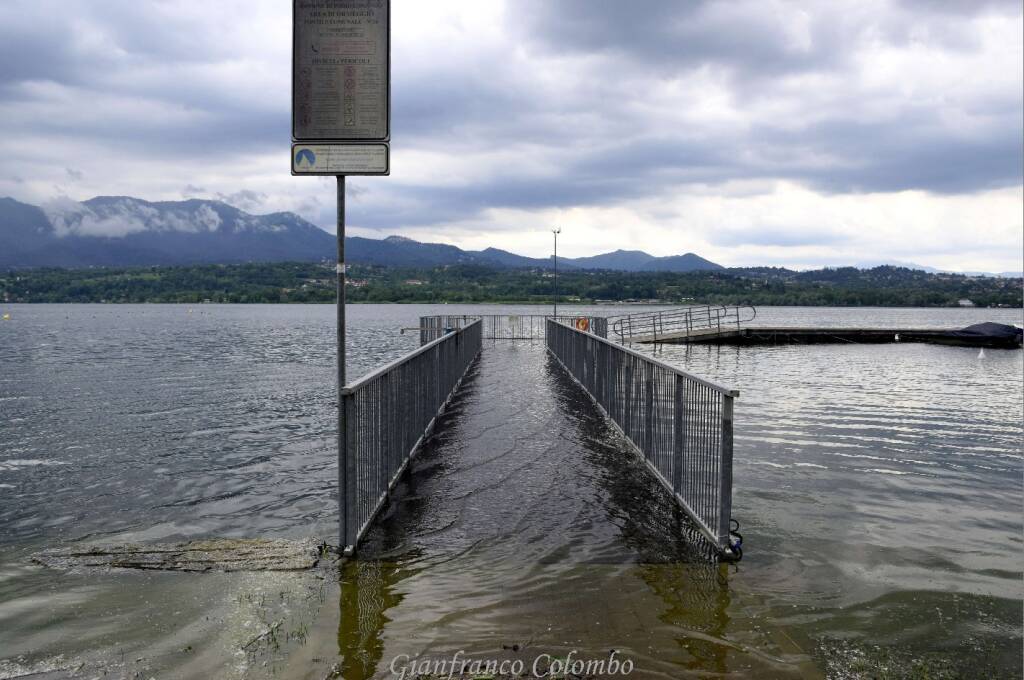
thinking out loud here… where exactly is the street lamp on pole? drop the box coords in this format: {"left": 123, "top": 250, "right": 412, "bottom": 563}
{"left": 552, "top": 227, "right": 561, "bottom": 317}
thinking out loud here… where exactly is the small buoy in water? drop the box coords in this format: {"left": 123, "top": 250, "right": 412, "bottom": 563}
{"left": 978, "top": 348, "right": 986, "bottom": 359}
{"left": 188, "top": 309, "right": 193, "bottom": 314}
{"left": 1, "top": 313, "right": 9, "bottom": 321}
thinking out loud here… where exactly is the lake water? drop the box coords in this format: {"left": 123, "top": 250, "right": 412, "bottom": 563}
{"left": 0, "top": 304, "right": 1021, "bottom": 678}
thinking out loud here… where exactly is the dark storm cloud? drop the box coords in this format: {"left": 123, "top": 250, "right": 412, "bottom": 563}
{"left": 758, "top": 118, "right": 1024, "bottom": 194}
{"left": 897, "top": 0, "right": 1022, "bottom": 16}
{"left": 498, "top": 0, "right": 1023, "bottom": 198}
{"left": 5, "top": 96, "right": 287, "bottom": 159}
{"left": 392, "top": 68, "right": 532, "bottom": 139}
{"left": 0, "top": 4, "right": 226, "bottom": 90}
{"left": 516, "top": 0, "right": 1021, "bottom": 72}
{"left": 0, "top": 1, "right": 287, "bottom": 166}
{"left": 515, "top": 0, "right": 845, "bottom": 78}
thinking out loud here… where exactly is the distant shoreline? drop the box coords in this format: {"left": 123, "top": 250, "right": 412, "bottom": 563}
{"left": 4, "top": 302, "right": 1023, "bottom": 311}
{"left": 2, "top": 261, "right": 1021, "bottom": 308}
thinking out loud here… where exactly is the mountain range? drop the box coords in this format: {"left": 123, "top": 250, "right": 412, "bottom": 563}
{"left": 1, "top": 196, "right": 1019, "bottom": 277}
{"left": 0, "top": 196, "right": 724, "bottom": 272}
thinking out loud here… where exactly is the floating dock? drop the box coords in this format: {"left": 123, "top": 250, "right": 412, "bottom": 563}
{"left": 648, "top": 326, "right": 1024, "bottom": 348}
{"left": 607, "top": 307, "right": 1023, "bottom": 349}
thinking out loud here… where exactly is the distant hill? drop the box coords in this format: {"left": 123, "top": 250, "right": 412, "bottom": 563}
{"left": 0, "top": 195, "right": 725, "bottom": 272}
{"left": 0, "top": 196, "right": 334, "bottom": 267}
{"left": 470, "top": 246, "right": 561, "bottom": 269}
{"left": 854, "top": 259, "right": 1022, "bottom": 278}
{"left": 346, "top": 235, "right": 474, "bottom": 268}
{"left": 2, "top": 195, "right": 1019, "bottom": 277}
{"left": 568, "top": 249, "right": 723, "bottom": 272}
{"left": 345, "top": 237, "right": 571, "bottom": 269}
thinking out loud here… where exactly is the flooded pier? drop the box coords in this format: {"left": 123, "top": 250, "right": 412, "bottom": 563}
{"left": 343, "top": 318, "right": 740, "bottom": 560}
{"left": 321, "top": 341, "right": 810, "bottom": 679}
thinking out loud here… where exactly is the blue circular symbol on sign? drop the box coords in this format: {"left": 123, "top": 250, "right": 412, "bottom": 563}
{"left": 295, "top": 149, "right": 316, "bottom": 167}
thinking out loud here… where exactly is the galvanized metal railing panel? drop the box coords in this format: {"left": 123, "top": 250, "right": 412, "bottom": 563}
{"left": 419, "top": 314, "right": 608, "bottom": 343}
{"left": 546, "top": 319, "right": 738, "bottom": 558}
{"left": 608, "top": 305, "right": 757, "bottom": 343}
{"left": 340, "top": 320, "right": 482, "bottom": 553}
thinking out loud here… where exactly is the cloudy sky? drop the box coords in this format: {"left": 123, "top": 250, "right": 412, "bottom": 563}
{"left": 0, "top": 0, "right": 1021, "bottom": 271}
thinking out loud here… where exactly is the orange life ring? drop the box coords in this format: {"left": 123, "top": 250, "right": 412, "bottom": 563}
{"left": 575, "top": 317, "right": 590, "bottom": 332}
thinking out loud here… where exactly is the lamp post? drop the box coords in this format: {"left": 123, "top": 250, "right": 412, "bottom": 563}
{"left": 552, "top": 227, "right": 561, "bottom": 317}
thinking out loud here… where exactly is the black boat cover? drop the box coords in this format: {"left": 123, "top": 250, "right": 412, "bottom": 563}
{"left": 949, "top": 322, "right": 1023, "bottom": 345}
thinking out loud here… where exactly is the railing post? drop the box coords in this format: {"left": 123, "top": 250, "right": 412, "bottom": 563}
{"left": 341, "top": 391, "right": 358, "bottom": 554}
{"left": 718, "top": 395, "right": 734, "bottom": 550}
{"left": 624, "top": 363, "right": 633, "bottom": 435}
{"left": 602, "top": 342, "right": 610, "bottom": 407}
{"left": 644, "top": 374, "right": 654, "bottom": 457}
{"left": 589, "top": 337, "right": 598, "bottom": 391}
{"left": 672, "top": 375, "right": 686, "bottom": 493}
{"left": 381, "top": 372, "right": 391, "bottom": 497}
{"left": 339, "top": 389, "right": 348, "bottom": 551}
{"left": 601, "top": 342, "right": 608, "bottom": 405}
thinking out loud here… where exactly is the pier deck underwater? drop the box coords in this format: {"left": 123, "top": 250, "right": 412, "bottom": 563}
{"left": 360, "top": 340, "right": 721, "bottom": 561}
{"left": 337, "top": 340, "right": 814, "bottom": 678}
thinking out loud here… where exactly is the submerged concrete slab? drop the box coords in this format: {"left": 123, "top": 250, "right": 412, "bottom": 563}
{"left": 31, "top": 538, "right": 323, "bottom": 573}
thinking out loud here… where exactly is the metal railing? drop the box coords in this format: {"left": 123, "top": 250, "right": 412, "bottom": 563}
{"left": 340, "top": 319, "right": 483, "bottom": 553}
{"left": 608, "top": 305, "right": 757, "bottom": 343}
{"left": 546, "top": 319, "right": 740, "bottom": 559}
{"left": 419, "top": 314, "right": 608, "bottom": 343}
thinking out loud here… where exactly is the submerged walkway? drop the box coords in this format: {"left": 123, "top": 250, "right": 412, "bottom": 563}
{"left": 329, "top": 343, "right": 811, "bottom": 679}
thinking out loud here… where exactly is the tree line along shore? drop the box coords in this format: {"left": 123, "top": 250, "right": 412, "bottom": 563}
{"left": 2, "top": 262, "right": 1021, "bottom": 307}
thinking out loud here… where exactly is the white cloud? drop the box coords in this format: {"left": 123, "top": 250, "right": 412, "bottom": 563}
{"left": 42, "top": 197, "right": 149, "bottom": 238}
{"left": 41, "top": 197, "right": 227, "bottom": 238}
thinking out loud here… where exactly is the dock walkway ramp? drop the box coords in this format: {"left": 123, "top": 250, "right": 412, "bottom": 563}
{"left": 609, "top": 305, "right": 757, "bottom": 343}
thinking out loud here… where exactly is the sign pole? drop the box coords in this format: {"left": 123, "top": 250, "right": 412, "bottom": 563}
{"left": 552, "top": 227, "right": 561, "bottom": 317}
{"left": 293, "top": 0, "right": 390, "bottom": 557}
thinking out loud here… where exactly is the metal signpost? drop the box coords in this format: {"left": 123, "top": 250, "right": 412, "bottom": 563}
{"left": 552, "top": 227, "right": 561, "bottom": 317}
{"left": 292, "top": 0, "right": 390, "bottom": 554}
